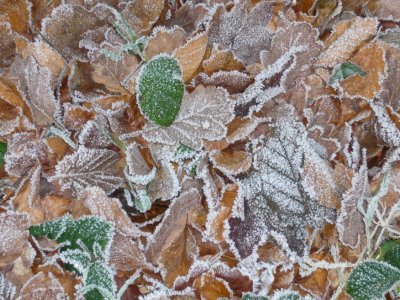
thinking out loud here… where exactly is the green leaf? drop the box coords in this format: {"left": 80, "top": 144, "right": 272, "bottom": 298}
{"left": 29, "top": 216, "right": 113, "bottom": 256}
{"left": 242, "top": 295, "right": 269, "bottom": 300}
{"left": 272, "top": 290, "right": 303, "bottom": 300}
{"left": 328, "top": 62, "right": 367, "bottom": 85}
{"left": 137, "top": 55, "right": 184, "bottom": 127}
{"left": 379, "top": 241, "right": 400, "bottom": 270}
{"left": 29, "top": 215, "right": 73, "bottom": 240}
{"left": 347, "top": 260, "right": 400, "bottom": 300}
{"left": 0, "top": 142, "right": 7, "bottom": 168}
{"left": 59, "top": 249, "right": 92, "bottom": 274}
{"left": 134, "top": 190, "right": 152, "bottom": 213}
{"left": 84, "top": 262, "right": 115, "bottom": 300}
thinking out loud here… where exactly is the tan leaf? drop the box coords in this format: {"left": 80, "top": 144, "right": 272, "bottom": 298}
{"left": 210, "top": 150, "right": 252, "bottom": 176}
{"left": 159, "top": 225, "right": 197, "bottom": 287}
{"left": 339, "top": 42, "right": 386, "bottom": 99}
{"left": 109, "top": 232, "right": 148, "bottom": 272}
{"left": 202, "top": 46, "right": 244, "bottom": 75}
{"left": 379, "top": 44, "right": 400, "bottom": 111}
{"left": 145, "top": 27, "right": 187, "bottom": 59}
{"left": 196, "top": 70, "right": 251, "bottom": 94}
{"left": 164, "top": 3, "right": 208, "bottom": 35}
{"left": 194, "top": 273, "right": 231, "bottom": 300}
{"left": 41, "top": 195, "right": 70, "bottom": 221}
{"left": 316, "top": 17, "right": 378, "bottom": 67}
{"left": 71, "top": 187, "right": 140, "bottom": 237}
{"left": 0, "top": 76, "right": 31, "bottom": 120}
{"left": 146, "top": 189, "right": 202, "bottom": 262}
{"left": 0, "top": 22, "right": 16, "bottom": 72}
{"left": 18, "top": 272, "right": 65, "bottom": 300}
{"left": 148, "top": 161, "right": 179, "bottom": 201}
{"left": 0, "top": 211, "right": 30, "bottom": 267}
{"left": 175, "top": 32, "right": 208, "bottom": 83}
{"left": 0, "top": 0, "right": 31, "bottom": 36}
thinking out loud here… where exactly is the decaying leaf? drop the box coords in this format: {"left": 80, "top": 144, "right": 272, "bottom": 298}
{"left": 210, "top": 149, "right": 252, "bottom": 176}
{"left": 49, "top": 146, "right": 123, "bottom": 196}
{"left": 18, "top": 272, "right": 65, "bottom": 300}
{"left": 208, "top": 0, "right": 273, "bottom": 65}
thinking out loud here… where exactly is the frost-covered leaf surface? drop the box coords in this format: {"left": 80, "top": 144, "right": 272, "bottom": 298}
{"left": 3, "top": 0, "right": 400, "bottom": 299}
{"left": 137, "top": 55, "right": 184, "bottom": 127}
{"left": 346, "top": 261, "right": 400, "bottom": 300}
{"left": 49, "top": 146, "right": 123, "bottom": 196}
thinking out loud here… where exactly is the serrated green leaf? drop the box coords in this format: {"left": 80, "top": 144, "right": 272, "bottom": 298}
{"left": 0, "top": 142, "right": 7, "bottom": 168}
{"left": 329, "top": 62, "right": 367, "bottom": 85}
{"left": 137, "top": 55, "right": 184, "bottom": 127}
{"left": 29, "top": 216, "right": 113, "bottom": 256}
{"left": 84, "top": 262, "right": 115, "bottom": 300}
{"left": 134, "top": 190, "right": 152, "bottom": 213}
{"left": 59, "top": 249, "right": 92, "bottom": 274}
{"left": 29, "top": 215, "right": 73, "bottom": 240}
{"left": 347, "top": 260, "right": 400, "bottom": 300}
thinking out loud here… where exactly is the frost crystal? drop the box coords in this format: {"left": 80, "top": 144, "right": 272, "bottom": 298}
{"left": 230, "top": 121, "right": 336, "bottom": 257}
{"left": 49, "top": 146, "right": 123, "bottom": 196}
{"left": 0, "top": 273, "right": 16, "bottom": 300}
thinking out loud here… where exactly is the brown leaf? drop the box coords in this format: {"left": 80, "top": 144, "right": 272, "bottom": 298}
{"left": 121, "top": 0, "right": 165, "bottom": 36}
{"left": 316, "top": 17, "right": 378, "bottom": 67}
{"left": 71, "top": 187, "right": 140, "bottom": 237}
{"left": 376, "top": 0, "right": 400, "bottom": 19}
{"left": 175, "top": 32, "right": 208, "bottom": 83}
{"left": 148, "top": 161, "right": 179, "bottom": 201}
{"left": 164, "top": 3, "right": 208, "bottom": 35}
{"left": 0, "top": 0, "right": 31, "bottom": 36}
{"left": 18, "top": 272, "right": 65, "bottom": 300}
{"left": 202, "top": 46, "right": 244, "bottom": 75}
{"left": 339, "top": 42, "right": 386, "bottom": 100}
{"left": 0, "top": 23, "right": 16, "bottom": 72}
{"left": 194, "top": 273, "right": 231, "bottom": 300}
{"left": 379, "top": 44, "right": 400, "bottom": 111}
{"left": 196, "top": 70, "right": 252, "bottom": 94}
{"left": 145, "top": 27, "right": 187, "bottom": 59}
{"left": 0, "top": 211, "right": 30, "bottom": 267}
{"left": 210, "top": 149, "right": 252, "bottom": 176}
{"left": 208, "top": 0, "right": 273, "bottom": 65}
{"left": 109, "top": 232, "right": 148, "bottom": 272}
{"left": 41, "top": 195, "right": 70, "bottom": 221}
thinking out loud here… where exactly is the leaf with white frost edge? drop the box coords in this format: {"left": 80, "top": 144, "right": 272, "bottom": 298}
{"left": 49, "top": 146, "right": 123, "bottom": 196}
{"left": 228, "top": 121, "right": 336, "bottom": 257}
{"left": 142, "top": 85, "right": 235, "bottom": 151}
{"left": 0, "top": 274, "right": 16, "bottom": 300}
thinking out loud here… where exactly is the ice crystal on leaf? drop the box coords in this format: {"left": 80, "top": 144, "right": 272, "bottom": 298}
{"left": 137, "top": 54, "right": 184, "bottom": 127}
{"left": 142, "top": 85, "right": 235, "bottom": 150}
{"left": 346, "top": 260, "right": 400, "bottom": 300}
{"left": 17, "top": 56, "right": 59, "bottom": 126}
{"left": 229, "top": 121, "right": 336, "bottom": 257}
{"left": 49, "top": 146, "right": 123, "bottom": 196}
{"left": 208, "top": 0, "right": 273, "bottom": 65}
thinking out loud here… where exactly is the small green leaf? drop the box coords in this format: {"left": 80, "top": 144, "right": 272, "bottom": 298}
{"left": 347, "top": 260, "right": 400, "bottom": 300}
{"left": 0, "top": 142, "right": 7, "bottom": 168}
{"left": 329, "top": 62, "right": 367, "bottom": 85}
{"left": 137, "top": 55, "right": 184, "bottom": 127}
{"left": 272, "top": 290, "right": 303, "bottom": 300}
{"left": 134, "top": 190, "right": 152, "bottom": 213}
{"left": 59, "top": 249, "right": 91, "bottom": 274}
{"left": 84, "top": 262, "right": 115, "bottom": 300}
{"left": 242, "top": 295, "right": 269, "bottom": 300}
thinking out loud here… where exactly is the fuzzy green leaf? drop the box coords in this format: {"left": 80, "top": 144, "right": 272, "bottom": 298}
{"left": 0, "top": 142, "right": 7, "bottom": 168}
{"left": 84, "top": 262, "right": 115, "bottom": 300}
{"left": 242, "top": 295, "right": 269, "bottom": 300}
{"left": 137, "top": 55, "right": 184, "bottom": 127}
{"left": 347, "top": 260, "right": 400, "bottom": 300}
{"left": 29, "top": 215, "right": 73, "bottom": 240}
{"left": 329, "top": 62, "right": 367, "bottom": 85}
{"left": 380, "top": 241, "right": 400, "bottom": 270}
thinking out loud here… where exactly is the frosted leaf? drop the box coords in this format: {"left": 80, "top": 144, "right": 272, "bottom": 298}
{"left": 17, "top": 56, "right": 59, "bottom": 126}
{"left": 109, "top": 232, "right": 148, "bottom": 272}
{"left": 82, "top": 262, "right": 116, "bottom": 300}
{"left": 144, "top": 26, "right": 187, "bottom": 59}
{"left": 148, "top": 160, "right": 180, "bottom": 201}
{"left": 18, "top": 272, "right": 65, "bottom": 300}
{"left": 137, "top": 54, "right": 184, "bottom": 127}
{"left": 0, "top": 22, "right": 16, "bottom": 72}
{"left": 260, "top": 21, "right": 323, "bottom": 91}
{"left": 72, "top": 187, "right": 140, "bottom": 237}
{"left": 379, "top": 45, "right": 400, "bottom": 111}
{"left": 146, "top": 189, "right": 202, "bottom": 263}
{"left": 230, "top": 121, "right": 336, "bottom": 257}
{"left": 195, "top": 70, "right": 252, "bottom": 94}
{"left": 328, "top": 62, "right": 367, "bottom": 86}
{"left": 208, "top": 0, "right": 273, "bottom": 65}
{"left": 271, "top": 290, "right": 304, "bottom": 300}
{"left": 336, "top": 161, "right": 368, "bottom": 248}
{"left": 142, "top": 85, "right": 235, "bottom": 150}
{"left": 370, "top": 102, "right": 400, "bottom": 147}
{"left": 379, "top": 27, "right": 400, "bottom": 48}
{"left": 164, "top": 3, "right": 208, "bottom": 35}
{"left": 78, "top": 115, "right": 113, "bottom": 149}
{"left": 376, "top": 0, "right": 400, "bottom": 20}
{"left": 380, "top": 240, "right": 400, "bottom": 269}
{"left": 0, "top": 142, "right": 5, "bottom": 169}
{"left": 316, "top": 17, "right": 378, "bottom": 68}
{"left": 0, "top": 274, "right": 16, "bottom": 300}
{"left": 126, "top": 143, "right": 156, "bottom": 186}
{"left": 29, "top": 215, "right": 114, "bottom": 256}
{"left": 59, "top": 248, "right": 91, "bottom": 274}
{"left": 0, "top": 211, "right": 30, "bottom": 266}
{"left": 346, "top": 260, "right": 400, "bottom": 300}
{"left": 49, "top": 146, "right": 123, "bottom": 196}
{"left": 134, "top": 189, "right": 152, "bottom": 213}
{"left": 5, "top": 132, "right": 48, "bottom": 177}
{"left": 41, "top": 4, "right": 111, "bottom": 61}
